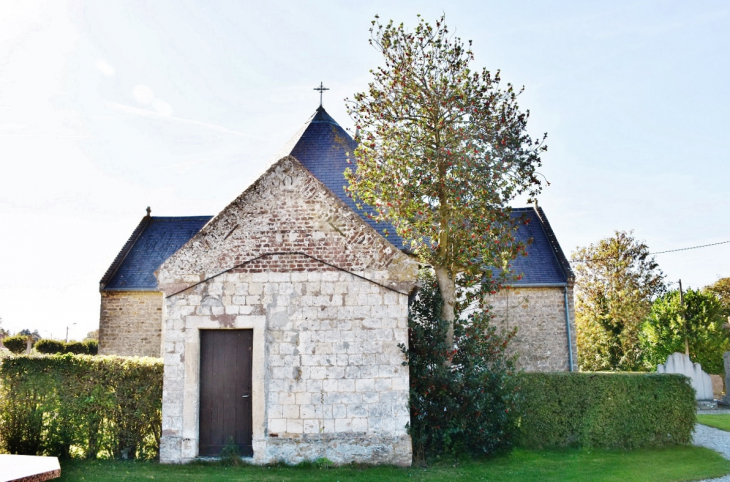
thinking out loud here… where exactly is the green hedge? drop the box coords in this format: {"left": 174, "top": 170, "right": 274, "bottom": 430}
{"left": 35, "top": 339, "right": 99, "bottom": 355}
{"left": 0, "top": 354, "right": 162, "bottom": 459}
{"left": 2, "top": 335, "right": 29, "bottom": 354}
{"left": 517, "top": 372, "right": 696, "bottom": 449}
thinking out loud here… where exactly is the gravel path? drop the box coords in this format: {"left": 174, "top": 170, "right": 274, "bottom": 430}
{"left": 693, "top": 421, "right": 730, "bottom": 482}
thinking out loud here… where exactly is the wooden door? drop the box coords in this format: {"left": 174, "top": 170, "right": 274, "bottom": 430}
{"left": 199, "top": 329, "right": 253, "bottom": 457}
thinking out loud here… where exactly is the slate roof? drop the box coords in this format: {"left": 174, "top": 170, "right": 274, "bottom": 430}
{"left": 508, "top": 206, "right": 574, "bottom": 285}
{"left": 288, "top": 106, "right": 404, "bottom": 249}
{"left": 100, "top": 216, "right": 212, "bottom": 291}
{"left": 101, "top": 106, "right": 572, "bottom": 291}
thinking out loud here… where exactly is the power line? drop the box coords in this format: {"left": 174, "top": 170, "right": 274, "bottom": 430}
{"left": 572, "top": 239, "right": 730, "bottom": 263}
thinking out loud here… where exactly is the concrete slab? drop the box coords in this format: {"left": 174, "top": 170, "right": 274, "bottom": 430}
{"left": 0, "top": 455, "right": 60, "bottom": 482}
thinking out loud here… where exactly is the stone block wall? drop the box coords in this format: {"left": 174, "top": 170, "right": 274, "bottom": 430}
{"left": 159, "top": 260, "right": 411, "bottom": 465}
{"left": 98, "top": 291, "right": 164, "bottom": 357}
{"left": 487, "top": 286, "right": 577, "bottom": 372}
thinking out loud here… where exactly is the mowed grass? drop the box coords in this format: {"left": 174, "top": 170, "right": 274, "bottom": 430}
{"left": 698, "top": 414, "right": 730, "bottom": 432}
{"left": 58, "top": 446, "right": 730, "bottom": 482}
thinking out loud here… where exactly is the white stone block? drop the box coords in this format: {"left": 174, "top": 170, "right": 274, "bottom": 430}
{"left": 657, "top": 352, "right": 714, "bottom": 400}
{"left": 287, "top": 419, "right": 303, "bottom": 434}
{"left": 283, "top": 404, "right": 300, "bottom": 419}
{"left": 269, "top": 418, "right": 287, "bottom": 433}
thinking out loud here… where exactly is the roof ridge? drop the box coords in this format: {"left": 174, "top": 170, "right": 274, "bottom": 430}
{"left": 99, "top": 216, "right": 150, "bottom": 290}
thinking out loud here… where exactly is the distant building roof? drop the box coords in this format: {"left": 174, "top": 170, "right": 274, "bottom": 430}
{"left": 100, "top": 216, "right": 212, "bottom": 291}
{"left": 287, "top": 106, "right": 404, "bottom": 249}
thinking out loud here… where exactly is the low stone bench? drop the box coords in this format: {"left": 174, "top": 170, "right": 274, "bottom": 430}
{"left": 0, "top": 455, "right": 60, "bottom": 482}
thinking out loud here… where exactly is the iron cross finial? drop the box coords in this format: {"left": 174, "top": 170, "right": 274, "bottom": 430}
{"left": 313, "top": 82, "right": 329, "bottom": 107}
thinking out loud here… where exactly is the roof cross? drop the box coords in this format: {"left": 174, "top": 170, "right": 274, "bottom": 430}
{"left": 313, "top": 82, "right": 329, "bottom": 107}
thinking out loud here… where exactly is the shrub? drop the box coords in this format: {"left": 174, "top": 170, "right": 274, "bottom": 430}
{"left": 2, "top": 335, "right": 29, "bottom": 354}
{"left": 35, "top": 339, "right": 66, "bottom": 355}
{"left": 83, "top": 339, "right": 99, "bottom": 355}
{"left": 405, "top": 272, "right": 519, "bottom": 460}
{"left": 64, "top": 341, "right": 87, "bottom": 355}
{"left": 517, "top": 372, "right": 695, "bottom": 449}
{"left": 0, "top": 354, "right": 163, "bottom": 459}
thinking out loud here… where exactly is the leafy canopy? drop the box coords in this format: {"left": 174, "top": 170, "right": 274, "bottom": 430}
{"left": 345, "top": 14, "right": 546, "bottom": 294}
{"left": 642, "top": 288, "right": 729, "bottom": 374}
{"left": 572, "top": 231, "right": 665, "bottom": 371}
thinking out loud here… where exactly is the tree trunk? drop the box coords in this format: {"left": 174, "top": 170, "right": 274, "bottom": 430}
{"left": 434, "top": 266, "right": 456, "bottom": 352}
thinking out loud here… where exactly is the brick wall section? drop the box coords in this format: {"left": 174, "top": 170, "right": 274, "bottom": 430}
{"left": 487, "top": 285, "right": 577, "bottom": 372}
{"left": 98, "top": 291, "right": 163, "bottom": 357}
{"left": 157, "top": 156, "right": 418, "bottom": 465}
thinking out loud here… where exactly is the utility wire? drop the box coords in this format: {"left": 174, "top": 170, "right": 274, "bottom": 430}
{"left": 571, "top": 239, "right": 730, "bottom": 263}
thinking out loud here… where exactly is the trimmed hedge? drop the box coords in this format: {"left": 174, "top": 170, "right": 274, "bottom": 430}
{"left": 517, "top": 372, "right": 696, "bottom": 449}
{"left": 35, "top": 339, "right": 66, "bottom": 354}
{"left": 34, "top": 339, "right": 98, "bottom": 355}
{"left": 2, "top": 335, "right": 28, "bottom": 354}
{"left": 0, "top": 354, "right": 162, "bottom": 459}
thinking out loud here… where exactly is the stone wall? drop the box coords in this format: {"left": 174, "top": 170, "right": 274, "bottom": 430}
{"left": 159, "top": 262, "right": 411, "bottom": 465}
{"left": 157, "top": 156, "right": 417, "bottom": 465}
{"left": 98, "top": 291, "right": 163, "bottom": 357}
{"left": 487, "top": 285, "right": 577, "bottom": 372}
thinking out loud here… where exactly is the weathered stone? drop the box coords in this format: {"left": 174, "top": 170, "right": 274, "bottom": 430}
{"left": 157, "top": 157, "right": 415, "bottom": 465}
{"left": 487, "top": 285, "right": 577, "bottom": 372}
{"left": 98, "top": 291, "right": 163, "bottom": 357}
{"left": 657, "top": 352, "right": 714, "bottom": 400}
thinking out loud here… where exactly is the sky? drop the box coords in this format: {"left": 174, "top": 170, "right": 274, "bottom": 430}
{"left": 0, "top": 0, "right": 728, "bottom": 340}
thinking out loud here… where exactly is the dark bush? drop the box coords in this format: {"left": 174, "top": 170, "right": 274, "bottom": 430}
{"left": 64, "top": 341, "right": 87, "bottom": 355}
{"left": 0, "top": 354, "right": 163, "bottom": 459}
{"left": 517, "top": 372, "right": 695, "bottom": 449}
{"left": 83, "top": 339, "right": 99, "bottom": 355}
{"left": 2, "top": 335, "right": 29, "bottom": 354}
{"left": 35, "top": 339, "right": 66, "bottom": 355}
{"left": 405, "top": 273, "right": 519, "bottom": 460}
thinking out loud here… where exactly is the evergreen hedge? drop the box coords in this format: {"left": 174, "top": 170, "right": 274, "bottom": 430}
{"left": 34, "top": 339, "right": 98, "bottom": 355}
{"left": 516, "top": 372, "right": 695, "bottom": 449}
{"left": 2, "top": 335, "right": 29, "bottom": 354}
{"left": 0, "top": 354, "right": 162, "bottom": 459}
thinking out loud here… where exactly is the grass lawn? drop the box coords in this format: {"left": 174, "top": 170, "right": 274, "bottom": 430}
{"left": 698, "top": 414, "right": 730, "bottom": 432}
{"left": 57, "top": 446, "right": 730, "bottom": 482}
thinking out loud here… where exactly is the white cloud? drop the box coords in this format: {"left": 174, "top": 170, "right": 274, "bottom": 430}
{"left": 133, "top": 84, "right": 155, "bottom": 105}
{"left": 95, "top": 59, "right": 116, "bottom": 77}
{"left": 106, "top": 101, "right": 248, "bottom": 136}
{"left": 152, "top": 98, "right": 173, "bottom": 116}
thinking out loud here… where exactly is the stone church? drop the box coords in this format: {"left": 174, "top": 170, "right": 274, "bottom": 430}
{"left": 98, "top": 105, "right": 576, "bottom": 464}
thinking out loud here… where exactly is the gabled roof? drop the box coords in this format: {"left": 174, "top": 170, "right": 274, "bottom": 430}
{"left": 509, "top": 206, "right": 574, "bottom": 285}
{"left": 100, "top": 215, "right": 212, "bottom": 291}
{"left": 287, "top": 106, "right": 403, "bottom": 250}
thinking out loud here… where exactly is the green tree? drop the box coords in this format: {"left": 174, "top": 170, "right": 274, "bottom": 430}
{"left": 346, "top": 15, "right": 546, "bottom": 349}
{"left": 405, "top": 271, "right": 518, "bottom": 459}
{"left": 572, "top": 231, "right": 665, "bottom": 371}
{"left": 642, "top": 288, "right": 729, "bottom": 374}
{"left": 704, "top": 277, "right": 730, "bottom": 316}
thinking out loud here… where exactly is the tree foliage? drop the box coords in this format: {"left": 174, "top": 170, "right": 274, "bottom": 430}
{"left": 346, "top": 15, "right": 546, "bottom": 348}
{"left": 404, "top": 271, "right": 519, "bottom": 460}
{"left": 572, "top": 231, "right": 665, "bottom": 371}
{"left": 704, "top": 277, "right": 730, "bottom": 316}
{"left": 642, "top": 288, "right": 729, "bottom": 374}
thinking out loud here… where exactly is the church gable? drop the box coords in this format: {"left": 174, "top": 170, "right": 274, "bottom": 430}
{"left": 157, "top": 156, "right": 417, "bottom": 295}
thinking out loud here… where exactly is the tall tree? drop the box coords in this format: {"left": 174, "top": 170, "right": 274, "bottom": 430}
{"left": 346, "top": 15, "right": 546, "bottom": 349}
{"left": 571, "top": 231, "right": 665, "bottom": 371}
{"left": 704, "top": 277, "right": 730, "bottom": 316}
{"left": 641, "top": 288, "right": 729, "bottom": 374}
